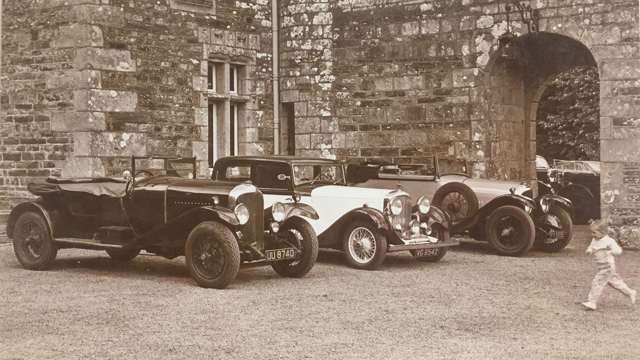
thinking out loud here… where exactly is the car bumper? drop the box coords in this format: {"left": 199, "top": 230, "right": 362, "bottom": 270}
{"left": 387, "top": 236, "right": 460, "bottom": 253}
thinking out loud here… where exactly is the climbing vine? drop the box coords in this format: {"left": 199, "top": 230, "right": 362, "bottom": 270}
{"left": 536, "top": 66, "right": 600, "bottom": 161}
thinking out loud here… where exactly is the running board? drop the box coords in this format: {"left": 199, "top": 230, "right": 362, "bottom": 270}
{"left": 54, "top": 237, "right": 126, "bottom": 251}
{"left": 387, "top": 239, "right": 459, "bottom": 253}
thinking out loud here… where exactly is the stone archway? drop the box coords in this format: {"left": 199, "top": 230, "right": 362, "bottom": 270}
{"left": 480, "top": 32, "right": 598, "bottom": 187}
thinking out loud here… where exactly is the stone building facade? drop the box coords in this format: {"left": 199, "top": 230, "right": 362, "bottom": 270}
{"left": 1, "top": 0, "right": 274, "bottom": 209}
{"left": 2, "top": 0, "right": 640, "bottom": 246}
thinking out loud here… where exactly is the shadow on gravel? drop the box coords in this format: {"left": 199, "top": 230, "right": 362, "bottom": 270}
{"left": 43, "top": 253, "right": 282, "bottom": 287}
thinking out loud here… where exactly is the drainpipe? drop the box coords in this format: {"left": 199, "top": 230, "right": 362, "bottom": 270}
{"left": 271, "top": 0, "right": 280, "bottom": 155}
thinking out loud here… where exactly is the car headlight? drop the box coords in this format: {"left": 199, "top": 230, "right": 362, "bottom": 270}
{"left": 234, "top": 203, "right": 250, "bottom": 225}
{"left": 540, "top": 197, "right": 551, "bottom": 213}
{"left": 272, "top": 202, "right": 286, "bottom": 223}
{"left": 389, "top": 197, "right": 403, "bottom": 216}
{"left": 417, "top": 196, "right": 430, "bottom": 214}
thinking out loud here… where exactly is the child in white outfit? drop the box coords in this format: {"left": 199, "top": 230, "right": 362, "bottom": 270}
{"left": 582, "top": 220, "right": 636, "bottom": 310}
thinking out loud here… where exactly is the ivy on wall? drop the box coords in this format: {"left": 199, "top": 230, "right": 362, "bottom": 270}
{"left": 536, "top": 66, "right": 600, "bottom": 161}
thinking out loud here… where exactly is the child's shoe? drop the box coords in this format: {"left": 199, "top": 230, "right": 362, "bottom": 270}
{"left": 581, "top": 301, "right": 597, "bottom": 310}
{"left": 631, "top": 290, "right": 637, "bottom": 305}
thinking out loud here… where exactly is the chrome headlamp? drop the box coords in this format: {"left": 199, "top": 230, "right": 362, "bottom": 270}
{"left": 417, "top": 196, "right": 431, "bottom": 214}
{"left": 272, "top": 202, "right": 286, "bottom": 223}
{"left": 234, "top": 203, "right": 250, "bottom": 225}
{"left": 389, "top": 197, "right": 403, "bottom": 216}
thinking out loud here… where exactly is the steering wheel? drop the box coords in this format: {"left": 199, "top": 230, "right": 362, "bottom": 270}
{"left": 125, "top": 170, "right": 154, "bottom": 195}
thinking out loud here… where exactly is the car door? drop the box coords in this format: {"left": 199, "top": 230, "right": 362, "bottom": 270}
{"left": 123, "top": 178, "right": 168, "bottom": 235}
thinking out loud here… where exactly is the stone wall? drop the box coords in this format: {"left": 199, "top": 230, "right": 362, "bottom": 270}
{"left": 1, "top": 0, "right": 272, "bottom": 210}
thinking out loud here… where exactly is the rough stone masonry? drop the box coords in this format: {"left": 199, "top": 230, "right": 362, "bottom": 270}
{"left": 2, "top": 0, "right": 640, "bottom": 247}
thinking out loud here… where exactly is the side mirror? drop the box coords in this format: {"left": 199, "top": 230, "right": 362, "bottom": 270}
{"left": 277, "top": 173, "right": 291, "bottom": 181}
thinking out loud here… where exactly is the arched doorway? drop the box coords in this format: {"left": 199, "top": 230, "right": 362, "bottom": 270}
{"left": 481, "top": 32, "right": 599, "bottom": 217}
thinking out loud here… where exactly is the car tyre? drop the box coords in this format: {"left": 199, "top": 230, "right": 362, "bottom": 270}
{"left": 105, "top": 248, "right": 141, "bottom": 262}
{"left": 12, "top": 211, "right": 58, "bottom": 270}
{"left": 342, "top": 220, "right": 387, "bottom": 270}
{"left": 432, "top": 182, "right": 479, "bottom": 227}
{"left": 271, "top": 218, "right": 319, "bottom": 278}
{"left": 185, "top": 221, "right": 240, "bottom": 289}
{"left": 410, "top": 225, "right": 448, "bottom": 262}
{"left": 485, "top": 205, "right": 535, "bottom": 257}
{"left": 535, "top": 206, "right": 573, "bottom": 253}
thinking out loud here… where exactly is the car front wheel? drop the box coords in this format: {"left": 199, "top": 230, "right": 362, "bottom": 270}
{"left": 485, "top": 205, "right": 535, "bottom": 257}
{"left": 271, "top": 218, "right": 319, "bottom": 278}
{"left": 342, "top": 220, "right": 387, "bottom": 270}
{"left": 536, "top": 206, "right": 573, "bottom": 253}
{"left": 185, "top": 221, "right": 240, "bottom": 289}
{"left": 12, "top": 211, "right": 58, "bottom": 270}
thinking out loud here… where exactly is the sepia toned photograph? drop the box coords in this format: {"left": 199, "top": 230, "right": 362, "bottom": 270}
{"left": 1, "top": 0, "right": 638, "bottom": 358}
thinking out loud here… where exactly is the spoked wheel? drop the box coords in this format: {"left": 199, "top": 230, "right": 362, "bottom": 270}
{"left": 343, "top": 220, "right": 387, "bottom": 270}
{"left": 185, "top": 221, "right": 240, "bottom": 289}
{"left": 433, "top": 183, "right": 479, "bottom": 227}
{"left": 486, "top": 205, "right": 535, "bottom": 256}
{"left": 535, "top": 206, "right": 573, "bottom": 253}
{"left": 271, "top": 218, "right": 318, "bottom": 278}
{"left": 12, "top": 211, "right": 58, "bottom": 270}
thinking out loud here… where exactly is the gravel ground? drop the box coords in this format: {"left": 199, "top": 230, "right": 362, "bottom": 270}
{"left": 1, "top": 226, "right": 639, "bottom": 360}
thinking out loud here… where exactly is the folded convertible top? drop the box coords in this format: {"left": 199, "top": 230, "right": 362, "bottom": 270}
{"left": 27, "top": 177, "right": 127, "bottom": 198}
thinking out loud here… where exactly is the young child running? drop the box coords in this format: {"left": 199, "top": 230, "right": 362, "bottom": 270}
{"left": 582, "top": 219, "right": 636, "bottom": 310}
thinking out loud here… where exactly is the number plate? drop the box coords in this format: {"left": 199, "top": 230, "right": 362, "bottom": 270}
{"left": 265, "top": 248, "right": 297, "bottom": 261}
{"left": 413, "top": 248, "right": 439, "bottom": 257}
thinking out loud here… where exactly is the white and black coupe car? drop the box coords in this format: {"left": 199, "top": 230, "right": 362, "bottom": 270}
{"left": 213, "top": 156, "right": 458, "bottom": 270}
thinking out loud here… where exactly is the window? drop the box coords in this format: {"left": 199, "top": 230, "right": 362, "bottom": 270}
{"left": 230, "top": 103, "right": 238, "bottom": 156}
{"left": 206, "top": 60, "right": 246, "bottom": 165}
{"left": 293, "top": 164, "right": 345, "bottom": 186}
{"left": 224, "top": 165, "right": 251, "bottom": 181}
{"left": 229, "top": 65, "right": 238, "bottom": 94}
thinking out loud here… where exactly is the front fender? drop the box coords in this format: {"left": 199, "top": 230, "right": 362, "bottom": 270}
{"left": 478, "top": 194, "right": 535, "bottom": 219}
{"left": 541, "top": 194, "right": 574, "bottom": 219}
{"left": 283, "top": 202, "right": 319, "bottom": 221}
{"left": 424, "top": 206, "right": 450, "bottom": 230}
{"left": 350, "top": 207, "right": 389, "bottom": 231}
{"left": 7, "top": 201, "right": 55, "bottom": 239}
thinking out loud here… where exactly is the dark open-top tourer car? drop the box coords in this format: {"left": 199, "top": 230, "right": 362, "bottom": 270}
{"left": 7, "top": 156, "right": 319, "bottom": 289}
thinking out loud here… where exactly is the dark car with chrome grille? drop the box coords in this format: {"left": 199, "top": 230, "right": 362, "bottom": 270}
{"left": 7, "top": 156, "right": 319, "bottom": 289}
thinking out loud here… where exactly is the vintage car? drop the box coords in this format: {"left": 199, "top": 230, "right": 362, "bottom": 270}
{"left": 347, "top": 158, "right": 574, "bottom": 257}
{"left": 212, "top": 156, "right": 458, "bottom": 270}
{"left": 547, "top": 159, "right": 600, "bottom": 224}
{"left": 7, "top": 156, "right": 319, "bottom": 289}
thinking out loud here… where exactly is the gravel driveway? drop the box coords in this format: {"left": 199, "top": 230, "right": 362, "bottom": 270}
{"left": 1, "top": 226, "right": 638, "bottom": 360}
